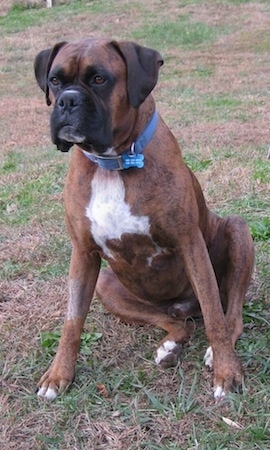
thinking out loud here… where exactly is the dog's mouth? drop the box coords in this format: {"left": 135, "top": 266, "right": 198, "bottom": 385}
{"left": 54, "top": 125, "right": 87, "bottom": 153}
{"left": 55, "top": 126, "right": 110, "bottom": 154}
{"left": 58, "top": 125, "right": 86, "bottom": 144}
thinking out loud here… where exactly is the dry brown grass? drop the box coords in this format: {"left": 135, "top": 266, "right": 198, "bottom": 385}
{"left": 1, "top": 1, "right": 270, "bottom": 449}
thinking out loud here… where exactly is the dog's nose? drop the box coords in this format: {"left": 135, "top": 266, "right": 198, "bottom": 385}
{"left": 57, "top": 90, "right": 81, "bottom": 112}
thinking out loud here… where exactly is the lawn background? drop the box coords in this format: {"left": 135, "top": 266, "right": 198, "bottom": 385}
{"left": 0, "top": 1, "right": 269, "bottom": 449}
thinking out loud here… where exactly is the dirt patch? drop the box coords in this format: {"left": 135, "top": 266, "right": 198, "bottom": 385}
{"left": 181, "top": 117, "right": 270, "bottom": 150}
{"left": 0, "top": 0, "right": 15, "bottom": 16}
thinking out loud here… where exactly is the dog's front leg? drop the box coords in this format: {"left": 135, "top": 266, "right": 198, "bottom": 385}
{"left": 181, "top": 230, "right": 242, "bottom": 400}
{"left": 37, "top": 249, "right": 101, "bottom": 401}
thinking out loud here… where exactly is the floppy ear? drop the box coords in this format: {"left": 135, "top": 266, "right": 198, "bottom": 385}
{"left": 34, "top": 41, "right": 67, "bottom": 106}
{"left": 111, "top": 41, "right": 164, "bottom": 108}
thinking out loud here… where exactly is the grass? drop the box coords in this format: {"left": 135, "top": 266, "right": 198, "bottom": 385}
{"left": 130, "top": 17, "right": 229, "bottom": 50}
{"left": 0, "top": 150, "right": 67, "bottom": 225}
{"left": 0, "top": 0, "right": 270, "bottom": 449}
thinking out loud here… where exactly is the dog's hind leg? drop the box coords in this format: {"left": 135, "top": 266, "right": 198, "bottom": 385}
{"left": 96, "top": 267, "right": 192, "bottom": 367}
{"left": 204, "top": 214, "right": 254, "bottom": 375}
{"left": 222, "top": 216, "right": 254, "bottom": 346}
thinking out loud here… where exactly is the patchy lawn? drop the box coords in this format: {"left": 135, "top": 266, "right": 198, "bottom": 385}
{"left": 0, "top": 1, "right": 269, "bottom": 449}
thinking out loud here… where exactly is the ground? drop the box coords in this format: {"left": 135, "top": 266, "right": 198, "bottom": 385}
{"left": 0, "top": 1, "right": 269, "bottom": 449}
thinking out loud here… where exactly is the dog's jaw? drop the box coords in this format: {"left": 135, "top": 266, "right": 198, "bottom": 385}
{"left": 58, "top": 126, "right": 86, "bottom": 144}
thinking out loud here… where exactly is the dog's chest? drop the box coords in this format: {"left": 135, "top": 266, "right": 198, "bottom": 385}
{"left": 86, "top": 170, "right": 154, "bottom": 259}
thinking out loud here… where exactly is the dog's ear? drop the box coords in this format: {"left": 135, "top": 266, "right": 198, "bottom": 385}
{"left": 34, "top": 41, "right": 67, "bottom": 106}
{"left": 111, "top": 41, "right": 164, "bottom": 108}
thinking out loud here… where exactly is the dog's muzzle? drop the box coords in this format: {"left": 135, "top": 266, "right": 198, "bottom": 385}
{"left": 51, "top": 87, "right": 112, "bottom": 153}
{"left": 56, "top": 90, "right": 86, "bottom": 143}
{"left": 50, "top": 89, "right": 86, "bottom": 151}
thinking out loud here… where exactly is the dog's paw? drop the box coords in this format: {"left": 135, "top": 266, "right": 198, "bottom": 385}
{"left": 204, "top": 346, "right": 213, "bottom": 370}
{"left": 36, "top": 385, "right": 59, "bottom": 401}
{"left": 155, "top": 340, "right": 181, "bottom": 368}
{"left": 213, "top": 385, "right": 226, "bottom": 402}
{"left": 36, "top": 364, "right": 74, "bottom": 401}
{"left": 212, "top": 351, "right": 243, "bottom": 402}
{"left": 213, "top": 377, "right": 243, "bottom": 402}
{"left": 36, "top": 378, "right": 72, "bottom": 401}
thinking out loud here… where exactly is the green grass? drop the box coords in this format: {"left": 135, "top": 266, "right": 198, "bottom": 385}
{"left": 184, "top": 154, "right": 212, "bottom": 172}
{"left": 0, "top": 151, "right": 67, "bottom": 226}
{"left": 195, "top": 64, "right": 215, "bottom": 78}
{"left": 252, "top": 159, "right": 270, "bottom": 184}
{"left": 0, "top": 151, "right": 22, "bottom": 173}
{"left": 130, "top": 16, "right": 230, "bottom": 50}
{"left": 1, "top": 0, "right": 96, "bottom": 32}
{"left": 0, "top": 1, "right": 269, "bottom": 449}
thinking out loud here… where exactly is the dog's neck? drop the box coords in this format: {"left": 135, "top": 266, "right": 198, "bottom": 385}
{"left": 82, "top": 109, "right": 158, "bottom": 170}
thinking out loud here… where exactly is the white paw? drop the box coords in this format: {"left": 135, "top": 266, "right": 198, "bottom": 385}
{"left": 214, "top": 385, "right": 226, "bottom": 402}
{"left": 155, "top": 340, "right": 178, "bottom": 365}
{"left": 204, "top": 346, "right": 213, "bottom": 369}
{"left": 37, "top": 386, "right": 58, "bottom": 401}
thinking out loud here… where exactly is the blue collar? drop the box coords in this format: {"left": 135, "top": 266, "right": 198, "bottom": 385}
{"left": 82, "top": 110, "right": 158, "bottom": 170}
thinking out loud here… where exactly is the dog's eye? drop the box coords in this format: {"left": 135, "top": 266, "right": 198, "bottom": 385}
{"left": 50, "top": 76, "right": 60, "bottom": 86}
{"left": 93, "top": 75, "right": 105, "bottom": 85}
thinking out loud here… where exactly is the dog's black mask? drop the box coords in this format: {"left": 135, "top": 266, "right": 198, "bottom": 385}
{"left": 50, "top": 85, "right": 112, "bottom": 153}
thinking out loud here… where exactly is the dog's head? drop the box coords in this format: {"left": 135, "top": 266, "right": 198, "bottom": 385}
{"left": 34, "top": 38, "right": 163, "bottom": 154}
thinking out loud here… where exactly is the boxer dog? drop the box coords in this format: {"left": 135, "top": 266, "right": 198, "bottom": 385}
{"left": 34, "top": 38, "right": 254, "bottom": 401}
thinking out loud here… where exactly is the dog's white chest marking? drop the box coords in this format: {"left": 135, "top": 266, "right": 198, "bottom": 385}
{"left": 86, "top": 170, "right": 151, "bottom": 258}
